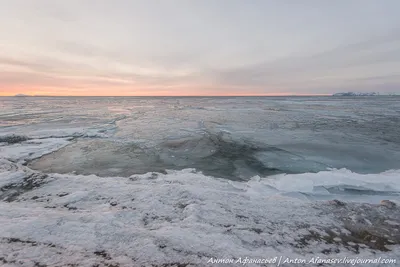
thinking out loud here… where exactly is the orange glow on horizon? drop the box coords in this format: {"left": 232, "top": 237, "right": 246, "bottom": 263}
{"left": 0, "top": 85, "right": 331, "bottom": 97}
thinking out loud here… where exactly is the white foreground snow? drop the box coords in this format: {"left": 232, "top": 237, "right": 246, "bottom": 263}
{"left": 0, "top": 138, "right": 72, "bottom": 164}
{"left": 0, "top": 159, "right": 399, "bottom": 266}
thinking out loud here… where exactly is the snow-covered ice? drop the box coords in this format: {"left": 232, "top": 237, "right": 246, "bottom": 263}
{"left": 1, "top": 160, "right": 400, "bottom": 266}
{"left": 0, "top": 96, "right": 400, "bottom": 266}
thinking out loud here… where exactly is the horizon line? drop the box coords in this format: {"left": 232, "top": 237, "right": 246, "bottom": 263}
{"left": 3, "top": 94, "right": 333, "bottom": 97}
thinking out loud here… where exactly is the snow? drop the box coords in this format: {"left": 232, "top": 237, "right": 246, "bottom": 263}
{"left": 0, "top": 138, "right": 72, "bottom": 164}
{"left": 0, "top": 170, "right": 25, "bottom": 189}
{"left": 1, "top": 96, "right": 400, "bottom": 266}
{"left": 261, "top": 168, "right": 400, "bottom": 196}
{"left": 0, "top": 160, "right": 399, "bottom": 266}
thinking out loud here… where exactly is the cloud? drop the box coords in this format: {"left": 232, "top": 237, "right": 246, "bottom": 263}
{"left": 1, "top": 1, "right": 400, "bottom": 95}
{"left": 205, "top": 29, "right": 400, "bottom": 92}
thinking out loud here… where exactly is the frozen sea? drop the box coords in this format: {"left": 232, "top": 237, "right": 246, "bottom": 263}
{"left": 0, "top": 96, "right": 399, "bottom": 266}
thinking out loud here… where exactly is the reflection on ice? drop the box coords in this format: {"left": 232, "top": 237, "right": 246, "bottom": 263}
{"left": 29, "top": 133, "right": 329, "bottom": 180}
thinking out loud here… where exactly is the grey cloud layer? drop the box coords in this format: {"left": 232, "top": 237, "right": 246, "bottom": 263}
{"left": 1, "top": 0, "right": 400, "bottom": 94}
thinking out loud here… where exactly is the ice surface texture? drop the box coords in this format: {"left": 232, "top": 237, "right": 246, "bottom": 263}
{"left": 1, "top": 96, "right": 400, "bottom": 266}
{"left": 0, "top": 160, "right": 400, "bottom": 266}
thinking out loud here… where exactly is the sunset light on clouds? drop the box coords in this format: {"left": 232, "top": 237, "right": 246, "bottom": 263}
{"left": 1, "top": 0, "right": 400, "bottom": 96}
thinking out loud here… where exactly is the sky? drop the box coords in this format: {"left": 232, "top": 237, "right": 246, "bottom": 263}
{"left": 1, "top": 0, "right": 400, "bottom": 96}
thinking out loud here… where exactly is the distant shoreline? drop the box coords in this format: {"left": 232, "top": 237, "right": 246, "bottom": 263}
{"left": 10, "top": 94, "right": 332, "bottom": 97}
{"left": 4, "top": 94, "right": 398, "bottom": 98}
